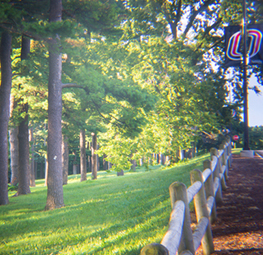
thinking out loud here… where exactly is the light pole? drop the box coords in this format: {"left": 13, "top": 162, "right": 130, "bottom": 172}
{"left": 242, "top": 0, "right": 250, "bottom": 151}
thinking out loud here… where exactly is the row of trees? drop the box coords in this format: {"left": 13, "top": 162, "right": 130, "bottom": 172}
{"left": 0, "top": 0, "right": 262, "bottom": 208}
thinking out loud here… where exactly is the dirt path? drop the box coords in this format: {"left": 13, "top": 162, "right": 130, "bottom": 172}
{"left": 202, "top": 152, "right": 263, "bottom": 254}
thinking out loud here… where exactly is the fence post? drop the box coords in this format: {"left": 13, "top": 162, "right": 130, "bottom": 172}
{"left": 210, "top": 148, "right": 223, "bottom": 205}
{"left": 217, "top": 146, "right": 227, "bottom": 191}
{"left": 203, "top": 160, "right": 217, "bottom": 223}
{"left": 169, "top": 182, "right": 195, "bottom": 254}
{"left": 219, "top": 144, "right": 228, "bottom": 190}
{"left": 221, "top": 141, "right": 229, "bottom": 180}
{"left": 190, "top": 169, "right": 214, "bottom": 255}
{"left": 226, "top": 136, "right": 232, "bottom": 168}
{"left": 140, "top": 243, "right": 169, "bottom": 255}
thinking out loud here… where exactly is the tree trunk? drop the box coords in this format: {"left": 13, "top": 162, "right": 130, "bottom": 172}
{"left": 73, "top": 150, "right": 78, "bottom": 175}
{"left": 129, "top": 153, "right": 136, "bottom": 172}
{"left": 117, "top": 170, "right": 124, "bottom": 176}
{"left": 40, "top": 158, "right": 44, "bottom": 178}
{"left": 44, "top": 156, "right": 48, "bottom": 186}
{"left": 9, "top": 94, "right": 19, "bottom": 186}
{"left": 45, "top": 0, "right": 64, "bottom": 210}
{"left": 181, "top": 150, "right": 185, "bottom": 160}
{"left": 191, "top": 142, "right": 195, "bottom": 158}
{"left": 80, "top": 130, "right": 87, "bottom": 181}
{"left": 97, "top": 144, "right": 100, "bottom": 172}
{"left": 34, "top": 160, "right": 38, "bottom": 180}
{"left": 62, "top": 135, "right": 69, "bottom": 185}
{"left": 91, "top": 133, "right": 98, "bottom": 179}
{"left": 131, "top": 159, "right": 136, "bottom": 172}
{"left": 103, "top": 154, "right": 108, "bottom": 170}
{"left": 43, "top": 127, "right": 48, "bottom": 186}
{"left": 17, "top": 36, "right": 31, "bottom": 195}
{"left": 29, "top": 128, "right": 35, "bottom": 187}
{"left": 0, "top": 31, "right": 12, "bottom": 205}
{"left": 17, "top": 104, "right": 31, "bottom": 195}
{"left": 73, "top": 165, "right": 77, "bottom": 174}
{"left": 159, "top": 153, "right": 164, "bottom": 165}
{"left": 87, "top": 142, "right": 91, "bottom": 172}
{"left": 9, "top": 127, "right": 19, "bottom": 186}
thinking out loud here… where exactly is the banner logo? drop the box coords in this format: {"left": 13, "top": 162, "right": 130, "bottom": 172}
{"left": 225, "top": 25, "right": 263, "bottom": 67}
{"left": 226, "top": 29, "right": 262, "bottom": 61}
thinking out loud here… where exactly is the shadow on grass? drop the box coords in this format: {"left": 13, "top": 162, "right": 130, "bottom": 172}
{"left": 1, "top": 153, "right": 210, "bottom": 254}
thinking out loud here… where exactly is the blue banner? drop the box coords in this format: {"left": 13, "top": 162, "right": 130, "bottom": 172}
{"left": 225, "top": 24, "right": 263, "bottom": 67}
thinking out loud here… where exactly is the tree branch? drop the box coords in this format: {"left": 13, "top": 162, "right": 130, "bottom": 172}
{"left": 0, "top": 23, "right": 44, "bottom": 41}
{"left": 183, "top": 0, "right": 215, "bottom": 37}
{"left": 202, "top": 17, "right": 222, "bottom": 39}
{"left": 62, "top": 83, "right": 83, "bottom": 89}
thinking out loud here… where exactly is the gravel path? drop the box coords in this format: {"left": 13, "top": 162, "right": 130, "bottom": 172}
{"left": 197, "top": 152, "right": 263, "bottom": 254}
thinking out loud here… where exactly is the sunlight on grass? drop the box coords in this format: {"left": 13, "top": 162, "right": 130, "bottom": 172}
{"left": 0, "top": 153, "right": 210, "bottom": 254}
{"left": 232, "top": 148, "right": 242, "bottom": 154}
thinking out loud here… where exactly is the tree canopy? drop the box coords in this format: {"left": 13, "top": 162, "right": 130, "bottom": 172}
{"left": 1, "top": 0, "right": 263, "bottom": 206}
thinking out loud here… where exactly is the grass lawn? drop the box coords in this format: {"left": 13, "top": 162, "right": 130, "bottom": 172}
{"left": 0, "top": 153, "right": 217, "bottom": 255}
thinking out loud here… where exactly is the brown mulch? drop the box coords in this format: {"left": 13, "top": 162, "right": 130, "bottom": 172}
{"left": 197, "top": 152, "right": 263, "bottom": 255}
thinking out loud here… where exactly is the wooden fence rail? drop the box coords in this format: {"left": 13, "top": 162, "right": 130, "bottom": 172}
{"left": 141, "top": 137, "right": 232, "bottom": 255}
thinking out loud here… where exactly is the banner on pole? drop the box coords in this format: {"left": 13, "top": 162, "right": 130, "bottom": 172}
{"left": 225, "top": 24, "right": 263, "bottom": 67}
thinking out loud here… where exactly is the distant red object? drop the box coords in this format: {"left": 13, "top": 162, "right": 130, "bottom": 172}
{"left": 233, "top": 135, "right": 239, "bottom": 141}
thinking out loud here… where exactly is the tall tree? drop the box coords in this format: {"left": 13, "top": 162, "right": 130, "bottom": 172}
{"left": 17, "top": 103, "right": 31, "bottom": 195}
{"left": 29, "top": 127, "right": 35, "bottom": 187}
{"left": 9, "top": 127, "right": 19, "bottom": 185}
{"left": 45, "top": 0, "right": 64, "bottom": 210}
{"left": 16, "top": 36, "right": 31, "bottom": 196}
{"left": 0, "top": 31, "right": 12, "bottom": 205}
{"left": 62, "top": 135, "right": 69, "bottom": 185}
{"left": 80, "top": 129, "right": 87, "bottom": 181}
{"left": 91, "top": 133, "right": 98, "bottom": 180}
{"left": 9, "top": 94, "right": 19, "bottom": 186}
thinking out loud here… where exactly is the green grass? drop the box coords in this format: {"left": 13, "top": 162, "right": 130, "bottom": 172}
{"left": 0, "top": 154, "right": 211, "bottom": 255}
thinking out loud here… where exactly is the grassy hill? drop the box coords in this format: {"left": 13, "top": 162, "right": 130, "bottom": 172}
{"left": 0, "top": 153, "right": 211, "bottom": 255}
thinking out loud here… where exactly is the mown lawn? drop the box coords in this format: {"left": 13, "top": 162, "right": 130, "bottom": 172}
{"left": 0, "top": 154, "right": 212, "bottom": 255}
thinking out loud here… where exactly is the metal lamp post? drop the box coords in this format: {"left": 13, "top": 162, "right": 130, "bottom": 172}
{"left": 242, "top": 0, "right": 250, "bottom": 151}
{"left": 240, "top": 0, "right": 255, "bottom": 157}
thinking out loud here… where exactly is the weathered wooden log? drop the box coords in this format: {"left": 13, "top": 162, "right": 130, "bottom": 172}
{"left": 211, "top": 156, "right": 218, "bottom": 173}
{"left": 180, "top": 250, "right": 194, "bottom": 255}
{"left": 141, "top": 142, "right": 232, "bottom": 255}
{"left": 192, "top": 217, "right": 209, "bottom": 252}
{"left": 206, "top": 196, "right": 215, "bottom": 217}
{"left": 203, "top": 160, "right": 217, "bottom": 223}
{"left": 220, "top": 143, "right": 229, "bottom": 181}
{"left": 187, "top": 181, "right": 202, "bottom": 203}
{"left": 191, "top": 169, "right": 214, "bottom": 255}
{"left": 161, "top": 200, "right": 185, "bottom": 254}
{"left": 140, "top": 243, "right": 169, "bottom": 255}
{"left": 169, "top": 182, "right": 195, "bottom": 254}
{"left": 210, "top": 148, "right": 223, "bottom": 204}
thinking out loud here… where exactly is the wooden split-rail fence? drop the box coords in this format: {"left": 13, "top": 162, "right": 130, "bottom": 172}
{"left": 140, "top": 137, "right": 232, "bottom": 255}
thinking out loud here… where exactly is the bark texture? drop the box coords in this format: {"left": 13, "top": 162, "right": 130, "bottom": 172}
{"left": 45, "top": 0, "right": 64, "bottom": 210}
{"left": 131, "top": 159, "right": 136, "bottom": 172}
{"left": 91, "top": 133, "right": 98, "bottom": 179}
{"left": 103, "top": 154, "right": 108, "bottom": 170}
{"left": 17, "top": 104, "right": 31, "bottom": 195}
{"left": 80, "top": 130, "right": 87, "bottom": 181}
{"left": 62, "top": 135, "right": 69, "bottom": 185}
{"left": 9, "top": 127, "right": 19, "bottom": 186}
{"left": 17, "top": 36, "right": 31, "bottom": 195}
{"left": 9, "top": 94, "right": 19, "bottom": 186}
{"left": 0, "top": 32, "right": 12, "bottom": 205}
{"left": 73, "top": 150, "right": 78, "bottom": 174}
{"left": 29, "top": 128, "right": 35, "bottom": 187}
